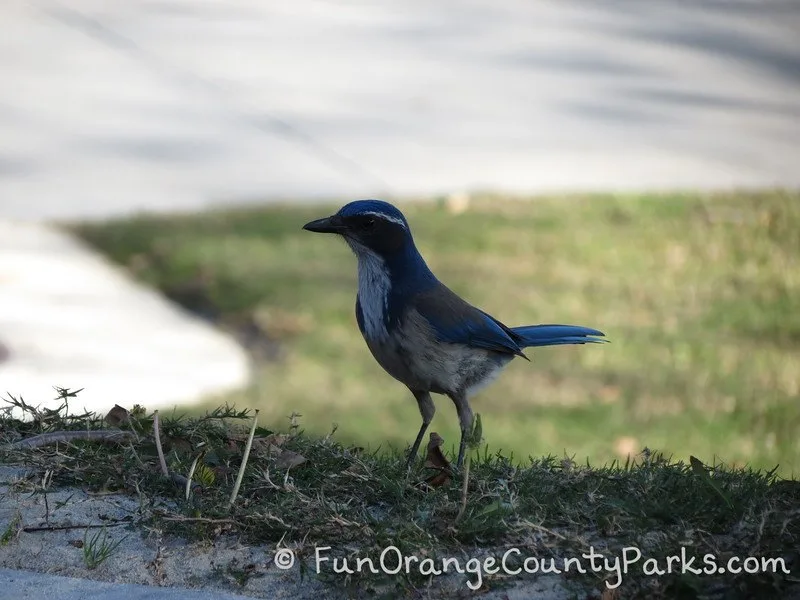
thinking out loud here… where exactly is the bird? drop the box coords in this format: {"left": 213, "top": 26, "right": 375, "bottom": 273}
{"left": 303, "top": 199, "right": 606, "bottom": 470}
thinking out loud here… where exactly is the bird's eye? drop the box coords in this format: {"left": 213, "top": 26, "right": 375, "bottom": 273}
{"left": 363, "top": 217, "right": 376, "bottom": 229}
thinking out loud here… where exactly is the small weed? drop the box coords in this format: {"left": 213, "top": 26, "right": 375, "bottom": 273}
{"left": 1, "top": 512, "right": 21, "bottom": 546}
{"left": 83, "top": 526, "right": 127, "bottom": 570}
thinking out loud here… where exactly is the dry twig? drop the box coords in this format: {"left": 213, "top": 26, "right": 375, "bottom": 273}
{"left": 3, "top": 430, "right": 135, "bottom": 450}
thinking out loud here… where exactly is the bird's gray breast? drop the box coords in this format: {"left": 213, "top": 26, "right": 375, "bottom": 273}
{"left": 365, "top": 308, "right": 513, "bottom": 396}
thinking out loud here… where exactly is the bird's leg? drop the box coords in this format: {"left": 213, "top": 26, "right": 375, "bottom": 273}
{"left": 449, "top": 393, "right": 474, "bottom": 471}
{"left": 405, "top": 390, "right": 435, "bottom": 470}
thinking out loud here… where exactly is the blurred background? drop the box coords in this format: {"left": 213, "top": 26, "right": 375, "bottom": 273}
{"left": 1, "top": 1, "right": 799, "bottom": 474}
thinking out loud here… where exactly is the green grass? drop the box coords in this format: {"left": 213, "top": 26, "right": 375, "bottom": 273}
{"left": 1, "top": 397, "right": 798, "bottom": 598}
{"left": 70, "top": 191, "right": 800, "bottom": 477}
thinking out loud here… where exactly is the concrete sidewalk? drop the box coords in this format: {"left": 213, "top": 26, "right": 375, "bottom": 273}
{"left": 0, "top": 219, "right": 250, "bottom": 415}
{"left": 2, "top": 0, "right": 799, "bottom": 223}
{"left": 0, "top": 569, "right": 264, "bottom": 600}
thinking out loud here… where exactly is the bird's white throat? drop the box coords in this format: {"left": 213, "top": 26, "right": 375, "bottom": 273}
{"left": 353, "top": 247, "right": 391, "bottom": 340}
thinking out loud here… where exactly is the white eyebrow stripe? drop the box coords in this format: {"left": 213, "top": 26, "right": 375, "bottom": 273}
{"left": 361, "top": 211, "right": 407, "bottom": 229}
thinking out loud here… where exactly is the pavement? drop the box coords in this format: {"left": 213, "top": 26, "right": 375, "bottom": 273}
{"left": 1, "top": 1, "right": 799, "bottom": 598}
{"left": 0, "top": 220, "right": 250, "bottom": 418}
{"left": 0, "top": 569, "right": 260, "bottom": 600}
{"left": 2, "top": 0, "right": 800, "bottom": 223}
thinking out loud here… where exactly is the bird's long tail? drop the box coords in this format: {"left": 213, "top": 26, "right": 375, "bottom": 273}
{"left": 511, "top": 324, "right": 607, "bottom": 348}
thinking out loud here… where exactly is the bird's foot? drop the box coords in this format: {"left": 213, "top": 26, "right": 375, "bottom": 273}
{"left": 404, "top": 453, "right": 420, "bottom": 473}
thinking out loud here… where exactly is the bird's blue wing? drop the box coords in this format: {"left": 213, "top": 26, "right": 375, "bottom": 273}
{"left": 409, "top": 285, "right": 525, "bottom": 357}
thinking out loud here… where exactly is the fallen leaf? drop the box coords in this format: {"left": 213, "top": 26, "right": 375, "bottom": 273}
{"left": 262, "top": 433, "right": 288, "bottom": 447}
{"left": 601, "top": 588, "right": 621, "bottom": 600}
{"left": 232, "top": 432, "right": 286, "bottom": 444}
{"left": 274, "top": 449, "right": 306, "bottom": 469}
{"left": 424, "top": 471, "right": 451, "bottom": 488}
{"left": 250, "top": 434, "right": 289, "bottom": 455}
{"left": 423, "top": 432, "right": 450, "bottom": 470}
{"left": 422, "top": 432, "right": 452, "bottom": 488}
{"left": 105, "top": 405, "right": 130, "bottom": 427}
{"left": 165, "top": 437, "right": 193, "bottom": 453}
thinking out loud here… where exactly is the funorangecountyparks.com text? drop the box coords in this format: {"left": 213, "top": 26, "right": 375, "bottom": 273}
{"left": 272, "top": 545, "right": 792, "bottom": 590}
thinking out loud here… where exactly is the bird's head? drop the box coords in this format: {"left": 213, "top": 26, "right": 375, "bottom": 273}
{"left": 302, "top": 199, "right": 414, "bottom": 259}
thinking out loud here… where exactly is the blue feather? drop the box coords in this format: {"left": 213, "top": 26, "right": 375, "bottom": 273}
{"left": 511, "top": 324, "right": 607, "bottom": 347}
{"left": 408, "top": 287, "right": 527, "bottom": 357}
{"left": 433, "top": 310, "right": 525, "bottom": 356}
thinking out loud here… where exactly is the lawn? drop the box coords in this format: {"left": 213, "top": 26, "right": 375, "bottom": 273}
{"left": 71, "top": 191, "right": 800, "bottom": 477}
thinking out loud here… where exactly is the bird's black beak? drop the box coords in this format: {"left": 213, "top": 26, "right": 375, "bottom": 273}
{"left": 302, "top": 214, "right": 347, "bottom": 234}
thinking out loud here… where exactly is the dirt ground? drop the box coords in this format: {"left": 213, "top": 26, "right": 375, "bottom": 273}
{"left": 0, "top": 467, "right": 576, "bottom": 599}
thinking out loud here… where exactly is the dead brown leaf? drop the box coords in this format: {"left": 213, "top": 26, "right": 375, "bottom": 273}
{"left": 250, "top": 433, "right": 289, "bottom": 456}
{"left": 601, "top": 588, "right": 621, "bottom": 600}
{"left": 105, "top": 405, "right": 130, "bottom": 427}
{"left": 421, "top": 432, "right": 453, "bottom": 488}
{"left": 165, "top": 437, "right": 193, "bottom": 453}
{"left": 424, "top": 432, "right": 450, "bottom": 470}
{"left": 233, "top": 432, "right": 287, "bottom": 446}
{"left": 262, "top": 433, "right": 288, "bottom": 447}
{"left": 274, "top": 449, "right": 306, "bottom": 470}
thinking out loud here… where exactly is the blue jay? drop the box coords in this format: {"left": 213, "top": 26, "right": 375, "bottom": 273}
{"left": 303, "top": 200, "right": 606, "bottom": 470}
